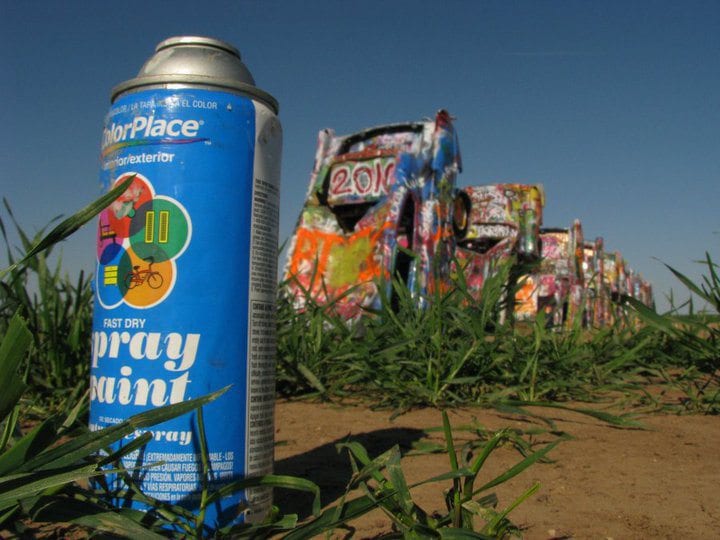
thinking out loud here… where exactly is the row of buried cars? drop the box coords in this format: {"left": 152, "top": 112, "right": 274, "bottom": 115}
{"left": 282, "top": 111, "right": 654, "bottom": 327}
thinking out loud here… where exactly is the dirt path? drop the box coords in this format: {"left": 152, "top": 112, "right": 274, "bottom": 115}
{"left": 274, "top": 400, "right": 720, "bottom": 539}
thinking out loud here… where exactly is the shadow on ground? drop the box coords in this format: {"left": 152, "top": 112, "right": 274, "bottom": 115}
{"left": 274, "top": 427, "right": 426, "bottom": 519}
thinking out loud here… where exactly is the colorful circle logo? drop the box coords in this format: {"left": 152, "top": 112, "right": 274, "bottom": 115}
{"left": 96, "top": 173, "right": 192, "bottom": 309}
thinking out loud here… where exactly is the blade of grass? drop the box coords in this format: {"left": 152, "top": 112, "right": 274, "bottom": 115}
{"left": 483, "top": 481, "right": 540, "bottom": 536}
{"left": 19, "top": 385, "right": 229, "bottom": 472}
{"left": 472, "top": 441, "right": 558, "bottom": 495}
{"left": 195, "top": 407, "right": 210, "bottom": 537}
{"left": 442, "top": 411, "right": 462, "bottom": 527}
{"left": 500, "top": 400, "right": 645, "bottom": 429}
{"left": 0, "top": 464, "right": 128, "bottom": 512}
{"left": 0, "top": 313, "right": 31, "bottom": 423}
{"left": 204, "top": 474, "right": 321, "bottom": 516}
{"left": 0, "top": 176, "right": 133, "bottom": 280}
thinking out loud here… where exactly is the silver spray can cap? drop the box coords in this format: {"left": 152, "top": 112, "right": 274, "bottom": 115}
{"left": 111, "top": 36, "right": 278, "bottom": 113}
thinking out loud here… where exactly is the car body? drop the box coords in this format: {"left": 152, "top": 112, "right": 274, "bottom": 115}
{"left": 599, "top": 251, "right": 625, "bottom": 325}
{"left": 453, "top": 183, "right": 544, "bottom": 308}
{"left": 600, "top": 251, "right": 654, "bottom": 322}
{"left": 581, "top": 237, "right": 606, "bottom": 327}
{"left": 628, "top": 270, "right": 653, "bottom": 308}
{"left": 515, "top": 221, "right": 585, "bottom": 327}
{"left": 282, "top": 110, "right": 462, "bottom": 319}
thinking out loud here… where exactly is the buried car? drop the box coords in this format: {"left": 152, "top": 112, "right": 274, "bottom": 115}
{"left": 453, "top": 183, "right": 544, "bottom": 318}
{"left": 581, "top": 236, "right": 606, "bottom": 327}
{"left": 515, "top": 220, "right": 585, "bottom": 327}
{"left": 283, "top": 110, "right": 462, "bottom": 319}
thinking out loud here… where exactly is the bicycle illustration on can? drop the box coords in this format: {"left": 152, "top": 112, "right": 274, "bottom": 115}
{"left": 124, "top": 257, "right": 164, "bottom": 290}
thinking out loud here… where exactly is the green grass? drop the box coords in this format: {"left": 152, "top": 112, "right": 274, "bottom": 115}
{"left": 277, "top": 254, "right": 718, "bottom": 416}
{"left": 283, "top": 411, "right": 559, "bottom": 539}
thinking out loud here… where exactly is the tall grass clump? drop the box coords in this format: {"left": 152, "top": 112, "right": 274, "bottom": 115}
{"left": 276, "top": 258, "right": 517, "bottom": 409}
{"left": 0, "top": 201, "right": 93, "bottom": 404}
{"left": 284, "top": 410, "right": 558, "bottom": 539}
{"left": 626, "top": 253, "right": 720, "bottom": 413}
{"left": 276, "top": 254, "right": 700, "bottom": 420}
{"left": 352, "top": 259, "right": 515, "bottom": 410}
{"left": 275, "top": 278, "right": 367, "bottom": 399}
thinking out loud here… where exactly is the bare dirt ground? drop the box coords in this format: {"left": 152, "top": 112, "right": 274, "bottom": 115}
{"left": 274, "top": 399, "right": 720, "bottom": 539}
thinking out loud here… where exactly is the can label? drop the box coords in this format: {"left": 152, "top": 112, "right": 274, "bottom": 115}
{"left": 90, "top": 88, "right": 281, "bottom": 525}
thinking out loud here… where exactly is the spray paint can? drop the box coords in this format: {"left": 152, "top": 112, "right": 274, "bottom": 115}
{"left": 90, "top": 36, "right": 281, "bottom": 525}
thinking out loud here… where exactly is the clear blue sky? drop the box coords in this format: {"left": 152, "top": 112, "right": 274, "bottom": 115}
{"left": 2, "top": 1, "right": 719, "bottom": 312}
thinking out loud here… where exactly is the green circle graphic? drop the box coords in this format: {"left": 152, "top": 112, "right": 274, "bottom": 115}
{"left": 129, "top": 199, "right": 190, "bottom": 262}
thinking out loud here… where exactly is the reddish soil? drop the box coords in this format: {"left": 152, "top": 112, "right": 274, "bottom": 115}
{"left": 274, "top": 400, "right": 720, "bottom": 539}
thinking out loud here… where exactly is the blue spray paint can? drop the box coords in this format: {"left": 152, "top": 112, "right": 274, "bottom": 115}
{"left": 90, "top": 36, "right": 281, "bottom": 526}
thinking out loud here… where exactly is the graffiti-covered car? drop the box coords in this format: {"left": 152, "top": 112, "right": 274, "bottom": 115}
{"left": 599, "top": 250, "right": 625, "bottom": 325}
{"left": 599, "top": 251, "right": 654, "bottom": 322}
{"left": 283, "top": 110, "right": 462, "bottom": 319}
{"left": 627, "top": 270, "right": 654, "bottom": 309}
{"left": 581, "top": 236, "right": 606, "bottom": 327}
{"left": 515, "top": 221, "right": 585, "bottom": 327}
{"left": 453, "top": 183, "right": 544, "bottom": 306}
